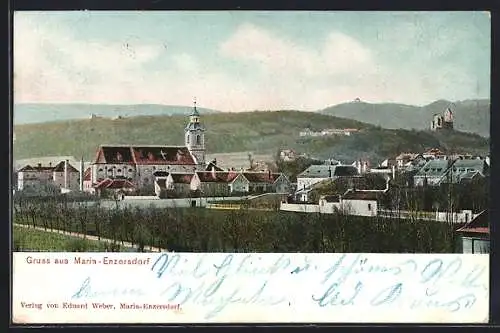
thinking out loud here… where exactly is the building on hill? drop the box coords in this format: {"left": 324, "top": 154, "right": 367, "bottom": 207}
{"left": 17, "top": 160, "right": 81, "bottom": 193}
{"left": 431, "top": 106, "right": 454, "bottom": 131}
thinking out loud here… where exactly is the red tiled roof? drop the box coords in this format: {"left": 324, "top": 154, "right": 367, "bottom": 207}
{"left": 196, "top": 171, "right": 238, "bottom": 183}
{"left": 93, "top": 178, "right": 136, "bottom": 189}
{"left": 96, "top": 146, "right": 135, "bottom": 164}
{"left": 457, "top": 210, "right": 489, "bottom": 234}
{"left": 132, "top": 146, "right": 196, "bottom": 165}
{"left": 242, "top": 172, "right": 281, "bottom": 184}
{"left": 94, "top": 145, "right": 196, "bottom": 165}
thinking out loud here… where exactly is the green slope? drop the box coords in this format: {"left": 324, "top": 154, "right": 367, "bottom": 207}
{"left": 13, "top": 111, "right": 489, "bottom": 165}
{"left": 320, "top": 99, "right": 490, "bottom": 138}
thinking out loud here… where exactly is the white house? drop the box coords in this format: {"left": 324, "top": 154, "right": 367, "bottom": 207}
{"left": 340, "top": 190, "right": 379, "bottom": 217}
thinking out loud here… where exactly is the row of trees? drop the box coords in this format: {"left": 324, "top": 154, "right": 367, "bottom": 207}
{"left": 13, "top": 195, "right": 461, "bottom": 253}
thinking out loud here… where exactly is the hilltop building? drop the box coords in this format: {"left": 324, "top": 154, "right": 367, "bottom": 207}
{"left": 431, "top": 106, "right": 454, "bottom": 131}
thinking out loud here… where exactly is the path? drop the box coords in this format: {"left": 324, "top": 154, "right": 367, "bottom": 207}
{"left": 13, "top": 223, "right": 167, "bottom": 252}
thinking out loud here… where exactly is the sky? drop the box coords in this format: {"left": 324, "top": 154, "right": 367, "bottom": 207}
{"left": 13, "top": 11, "right": 491, "bottom": 112}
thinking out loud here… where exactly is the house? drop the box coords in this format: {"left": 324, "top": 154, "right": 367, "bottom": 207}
{"left": 448, "top": 159, "right": 489, "bottom": 184}
{"left": 456, "top": 210, "right": 489, "bottom": 254}
{"left": 319, "top": 195, "right": 341, "bottom": 214}
{"left": 191, "top": 171, "right": 237, "bottom": 197}
{"left": 154, "top": 173, "right": 194, "bottom": 198}
{"left": 422, "top": 148, "right": 446, "bottom": 160}
{"left": 242, "top": 171, "right": 291, "bottom": 194}
{"left": 395, "top": 153, "right": 421, "bottom": 169}
{"left": 279, "top": 149, "right": 297, "bottom": 162}
{"left": 297, "top": 164, "right": 359, "bottom": 191}
{"left": 340, "top": 190, "right": 379, "bottom": 217}
{"left": 413, "top": 159, "right": 452, "bottom": 187}
{"left": 17, "top": 160, "right": 81, "bottom": 193}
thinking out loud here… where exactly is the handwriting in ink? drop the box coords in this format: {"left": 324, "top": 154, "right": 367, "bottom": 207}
{"left": 312, "top": 281, "right": 363, "bottom": 307}
{"left": 370, "top": 283, "right": 403, "bottom": 306}
{"left": 160, "top": 275, "right": 286, "bottom": 319}
{"left": 72, "top": 277, "right": 146, "bottom": 299}
{"left": 213, "top": 254, "right": 291, "bottom": 277}
{"left": 151, "top": 253, "right": 209, "bottom": 279}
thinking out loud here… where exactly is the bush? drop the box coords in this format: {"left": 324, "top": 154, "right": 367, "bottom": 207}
{"left": 66, "top": 238, "right": 90, "bottom": 252}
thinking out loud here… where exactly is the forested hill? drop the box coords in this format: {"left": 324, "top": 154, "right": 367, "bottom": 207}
{"left": 13, "top": 111, "right": 489, "bottom": 165}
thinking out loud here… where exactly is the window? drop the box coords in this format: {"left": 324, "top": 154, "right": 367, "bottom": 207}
{"left": 128, "top": 168, "right": 133, "bottom": 172}
{"left": 117, "top": 169, "right": 122, "bottom": 173}
{"left": 368, "top": 203, "right": 372, "bottom": 211}
{"left": 196, "top": 135, "right": 201, "bottom": 145}
{"left": 98, "top": 168, "right": 103, "bottom": 172}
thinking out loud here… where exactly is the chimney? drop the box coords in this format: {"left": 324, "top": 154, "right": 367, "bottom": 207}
{"left": 268, "top": 169, "right": 272, "bottom": 180}
{"left": 328, "top": 168, "right": 332, "bottom": 178}
{"left": 214, "top": 158, "right": 217, "bottom": 165}
{"left": 79, "top": 157, "right": 84, "bottom": 191}
{"left": 356, "top": 160, "right": 361, "bottom": 174}
{"left": 392, "top": 165, "right": 396, "bottom": 180}
{"left": 49, "top": 162, "right": 52, "bottom": 167}
{"left": 64, "top": 159, "right": 69, "bottom": 189}
{"left": 38, "top": 163, "right": 42, "bottom": 168}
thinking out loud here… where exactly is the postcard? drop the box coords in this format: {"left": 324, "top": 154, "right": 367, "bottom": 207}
{"left": 11, "top": 11, "right": 490, "bottom": 324}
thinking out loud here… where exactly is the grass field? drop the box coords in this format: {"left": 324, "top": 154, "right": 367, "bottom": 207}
{"left": 12, "top": 226, "right": 125, "bottom": 252}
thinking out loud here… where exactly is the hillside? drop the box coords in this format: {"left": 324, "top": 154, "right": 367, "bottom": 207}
{"left": 319, "top": 99, "right": 490, "bottom": 138}
{"left": 13, "top": 103, "right": 219, "bottom": 125}
{"left": 13, "top": 111, "right": 489, "bottom": 166}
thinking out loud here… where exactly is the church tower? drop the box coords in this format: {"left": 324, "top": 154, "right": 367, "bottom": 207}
{"left": 185, "top": 98, "right": 206, "bottom": 166}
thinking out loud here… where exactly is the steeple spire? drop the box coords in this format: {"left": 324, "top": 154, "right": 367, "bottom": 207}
{"left": 192, "top": 96, "right": 200, "bottom": 116}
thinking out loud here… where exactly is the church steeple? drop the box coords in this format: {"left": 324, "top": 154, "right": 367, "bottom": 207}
{"left": 185, "top": 97, "right": 206, "bottom": 166}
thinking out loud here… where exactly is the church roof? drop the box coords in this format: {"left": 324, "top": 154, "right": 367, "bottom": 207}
{"left": 94, "top": 145, "right": 197, "bottom": 166}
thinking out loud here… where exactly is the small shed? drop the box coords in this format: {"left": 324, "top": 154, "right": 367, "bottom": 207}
{"left": 456, "top": 210, "right": 489, "bottom": 254}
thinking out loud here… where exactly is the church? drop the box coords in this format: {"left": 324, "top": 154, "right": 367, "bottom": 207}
{"left": 85, "top": 101, "right": 209, "bottom": 193}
